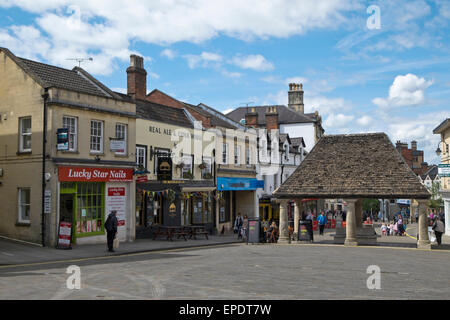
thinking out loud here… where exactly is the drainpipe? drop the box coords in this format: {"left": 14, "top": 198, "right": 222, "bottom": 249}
{"left": 41, "top": 88, "right": 49, "bottom": 247}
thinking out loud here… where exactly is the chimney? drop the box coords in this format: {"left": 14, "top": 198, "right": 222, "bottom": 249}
{"left": 245, "top": 107, "right": 258, "bottom": 128}
{"left": 127, "top": 54, "right": 147, "bottom": 100}
{"left": 265, "top": 106, "right": 279, "bottom": 130}
{"left": 288, "top": 83, "right": 304, "bottom": 114}
{"left": 411, "top": 140, "right": 417, "bottom": 151}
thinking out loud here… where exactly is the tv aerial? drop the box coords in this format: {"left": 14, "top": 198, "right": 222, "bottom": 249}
{"left": 66, "top": 57, "right": 93, "bottom": 67}
{"left": 240, "top": 101, "right": 255, "bottom": 113}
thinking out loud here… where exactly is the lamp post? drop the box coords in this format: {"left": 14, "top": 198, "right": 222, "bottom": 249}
{"left": 435, "top": 142, "right": 442, "bottom": 157}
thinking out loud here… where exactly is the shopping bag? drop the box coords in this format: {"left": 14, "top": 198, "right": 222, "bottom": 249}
{"left": 429, "top": 231, "right": 436, "bottom": 244}
{"left": 113, "top": 237, "right": 119, "bottom": 249}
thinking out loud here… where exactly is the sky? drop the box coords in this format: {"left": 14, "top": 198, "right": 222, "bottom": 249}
{"left": 1, "top": 0, "right": 449, "bottom": 165}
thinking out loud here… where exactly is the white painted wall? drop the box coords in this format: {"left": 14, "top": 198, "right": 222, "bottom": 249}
{"left": 280, "top": 123, "right": 315, "bottom": 152}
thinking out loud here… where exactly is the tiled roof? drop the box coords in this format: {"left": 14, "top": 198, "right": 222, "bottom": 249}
{"left": 17, "top": 57, "right": 116, "bottom": 98}
{"left": 291, "top": 137, "right": 305, "bottom": 148}
{"left": 135, "top": 99, "right": 194, "bottom": 128}
{"left": 274, "top": 133, "right": 431, "bottom": 199}
{"left": 186, "top": 103, "right": 241, "bottom": 129}
{"left": 433, "top": 118, "right": 450, "bottom": 134}
{"left": 421, "top": 165, "right": 439, "bottom": 180}
{"left": 227, "top": 105, "right": 318, "bottom": 126}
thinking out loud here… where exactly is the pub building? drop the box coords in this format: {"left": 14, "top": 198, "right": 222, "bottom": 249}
{"left": 133, "top": 99, "right": 216, "bottom": 237}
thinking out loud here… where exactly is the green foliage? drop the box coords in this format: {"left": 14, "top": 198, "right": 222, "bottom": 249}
{"left": 362, "top": 198, "right": 379, "bottom": 212}
{"left": 428, "top": 181, "right": 443, "bottom": 209}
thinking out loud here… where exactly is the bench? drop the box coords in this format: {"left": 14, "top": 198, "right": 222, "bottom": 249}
{"left": 173, "top": 232, "right": 188, "bottom": 241}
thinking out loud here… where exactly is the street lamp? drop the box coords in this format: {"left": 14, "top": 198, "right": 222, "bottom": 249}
{"left": 435, "top": 142, "right": 442, "bottom": 157}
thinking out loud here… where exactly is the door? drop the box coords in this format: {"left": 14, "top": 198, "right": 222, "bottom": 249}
{"left": 60, "top": 194, "right": 74, "bottom": 243}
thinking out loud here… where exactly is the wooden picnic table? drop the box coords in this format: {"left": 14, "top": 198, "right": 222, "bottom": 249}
{"left": 152, "top": 226, "right": 188, "bottom": 241}
{"left": 183, "top": 225, "right": 209, "bottom": 240}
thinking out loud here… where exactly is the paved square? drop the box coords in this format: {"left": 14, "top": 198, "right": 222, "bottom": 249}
{"left": 1, "top": 243, "right": 449, "bottom": 300}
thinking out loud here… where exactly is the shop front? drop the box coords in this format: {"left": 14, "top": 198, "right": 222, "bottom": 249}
{"left": 216, "top": 176, "right": 263, "bottom": 233}
{"left": 136, "top": 181, "right": 215, "bottom": 237}
{"left": 57, "top": 166, "right": 134, "bottom": 245}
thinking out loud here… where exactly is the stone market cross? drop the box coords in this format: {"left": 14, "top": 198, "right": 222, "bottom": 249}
{"left": 273, "top": 133, "right": 432, "bottom": 249}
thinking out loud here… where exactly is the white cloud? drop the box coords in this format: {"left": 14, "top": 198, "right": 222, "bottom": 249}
{"left": 324, "top": 113, "right": 354, "bottom": 128}
{"left": 183, "top": 51, "right": 223, "bottom": 69}
{"left": 373, "top": 73, "right": 433, "bottom": 108}
{"left": 160, "top": 48, "right": 176, "bottom": 59}
{"left": 222, "top": 108, "right": 234, "bottom": 114}
{"left": 231, "top": 54, "right": 274, "bottom": 71}
{"left": 221, "top": 70, "right": 242, "bottom": 78}
{"left": 304, "top": 95, "right": 351, "bottom": 115}
{"left": 356, "top": 115, "right": 373, "bottom": 127}
{"left": 0, "top": 25, "right": 50, "bottom": 60}
{"left": 0, "top": 0, "right": 358, "bottom": 75}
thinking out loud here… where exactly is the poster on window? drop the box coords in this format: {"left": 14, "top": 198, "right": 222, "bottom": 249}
{"left": 107, "top": 187, "right": 126, "bottom": 226}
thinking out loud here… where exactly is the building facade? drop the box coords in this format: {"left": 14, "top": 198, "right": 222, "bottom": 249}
{"left": 0, "top": 47, "right": 136, "bottom": 246}
{"left": 129, "top": 55, "right": 261, "bottom": 234}
{"left": 395, "top": 140, "right": 429, "bottom": 175}
{"left": 433, "top": 118, "right": 450, "bottom": 235}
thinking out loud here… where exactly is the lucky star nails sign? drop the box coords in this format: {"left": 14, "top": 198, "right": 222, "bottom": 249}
{"left": 58, "top": 166, "right": 133, "bottom": 182}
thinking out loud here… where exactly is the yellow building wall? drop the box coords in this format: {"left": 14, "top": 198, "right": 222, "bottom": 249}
{"left": 0, "top": 50, "right": 137, "bottom": 245}
{"left": 136, "top": 118, "right": 214, "bottom": 180}
{"left": 0, "top": 50, "right": 47, "bottom": 243}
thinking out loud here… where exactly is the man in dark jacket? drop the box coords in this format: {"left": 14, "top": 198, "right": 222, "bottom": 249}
{"left": 105, "top": 210, "right": 118, "bottom": 252}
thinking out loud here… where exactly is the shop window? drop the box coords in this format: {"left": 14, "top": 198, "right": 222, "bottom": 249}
{"left": 201, "top": 157, "right": 212, "bottom": 179}
{"left": 90, "top": 120, "right": 103, "bottom": 153}
{"left": 246, "top": 146, "right": 251, "bottom": 166}
{"left": 19, "top": 116, "right": 32, "bottom": 152}
{"left": 136, "top": 145, "right": 147, "bottom": 170}
{"left": 76, "top": 182, "right": 104, "bottom": 235}
{"left": 219, "top": 191, "right": 230, "bottom": 223}
{"left": 182, "top": 154, "right": 193, "bottom": 179}
{"left": 234, "top": 145, "right": 241, "bottom": 165}
{"left": 115, "top": 123, "right": 127, "bottom": 155}
{"left": 222, "top": 143, "right": 228, "bottom": 164}
{"left": 62, "top": 116, "right": 77, "bottom": 151}
{"left": 18, "top": 188, "right": 31, "bottom": 223}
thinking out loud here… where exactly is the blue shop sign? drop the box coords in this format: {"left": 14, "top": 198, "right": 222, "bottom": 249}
{"left": 217, "top": 177, "right": 264, "bottom": 191}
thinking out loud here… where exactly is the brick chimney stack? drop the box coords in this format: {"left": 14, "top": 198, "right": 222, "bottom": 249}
{"left": 245, "top": 107, "right": 258, "bottom": 128}
{"left": 288, "top": 83, "right": 304, "bottom": 114}
{"left": 127, "top": 54, "right": 147, "bottom": 100}
{"left": 411, "top": 140, "right": 417, "bottom": 151}
{"left": 265, "top": 106, "right": 279, "bottom": 130}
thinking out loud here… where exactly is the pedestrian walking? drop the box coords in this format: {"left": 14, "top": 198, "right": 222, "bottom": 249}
{"left": 317, "top": 211, "right": 327, "bottom": 236}
{"left": 397, "top": 215, "right": 404, "bottom": 236}
{"left": 241, "top": 215, "right": 249, "bottom": 242}
{"left": 305, "top": 211, "right": 314, "bottom": 242}
{"left": 432, "top": 217, "right": 445, "bottom": 246}
{"left": 104, "top": 210, "right": 118, "bottom": 252}
{"left": 234, "top": 213, "right": 243, "bottom": 239}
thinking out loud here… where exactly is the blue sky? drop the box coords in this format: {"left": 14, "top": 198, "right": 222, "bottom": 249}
{"left": 1, "top": 0, "right": 449, "bottom": 164}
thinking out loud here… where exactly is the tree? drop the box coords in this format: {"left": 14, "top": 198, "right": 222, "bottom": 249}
{"left": 363, "top": 199, "right": 379, "bottom": 213}
{"left": 428, "top": 181, "right": 443, "bottom": 210}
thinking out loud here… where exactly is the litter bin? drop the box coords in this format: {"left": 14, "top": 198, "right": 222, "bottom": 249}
{"left": 298, "top": 220, "right": 313, "bottom": 241}
{"left": 247, "top": 218, "right": 261, "bottom": 243}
